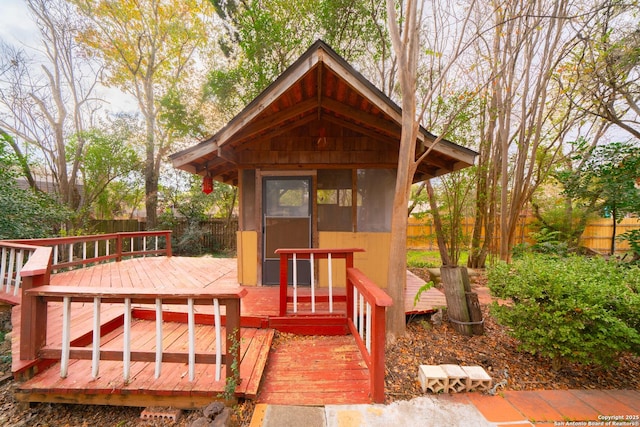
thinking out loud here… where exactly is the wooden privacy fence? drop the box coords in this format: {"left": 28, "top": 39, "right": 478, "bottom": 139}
{"left": 407, "top": 216, "right": 640, "bottom": 254}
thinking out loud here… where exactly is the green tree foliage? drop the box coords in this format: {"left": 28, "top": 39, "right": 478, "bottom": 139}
{"left": 206, "top": 0, "right": 390, "bottom": 115}
{"left": 68, "top": 117, "right": 142, "bottom": 224}
{"left": 558, "top": 141, "right": 640, "bottom": 254}
{"left": 72, "top": 0, "right": 215, "bottom": 228}
{"left": 0, "top": 135, "right": 70, "bottom": 239}
{"left": 489, "top": 254, "right": 640, "bottom": 370}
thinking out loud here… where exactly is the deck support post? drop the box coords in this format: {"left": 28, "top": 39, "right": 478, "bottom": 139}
{"left": 371, "top": 302, "right": 387, "bottom": 403}
{"left": 279, "top": 254, "right": 288, "bottom": 316}
{"left": 19, "top": 247, "right": 52, "bottom": 362}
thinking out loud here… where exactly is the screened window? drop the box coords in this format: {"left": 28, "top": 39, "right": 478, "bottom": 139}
{"left": 317, "top": 169, "right": 353, "bottom": 231}
{"left": 356, "top": 169, "right": 395, "bottom": 232}
{"left": 241, "top": 169, "right": 256, "bottom": 230}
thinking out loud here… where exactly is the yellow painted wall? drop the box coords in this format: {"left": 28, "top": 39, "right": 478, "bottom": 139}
{"left": 236, "top": 230, "right": 390, "bottom": 287}
{"left": 318, "top": 232, "right": 391, "bottom": 289}
{"left": 237, "top": 231, "right": 258, "bottom": 286}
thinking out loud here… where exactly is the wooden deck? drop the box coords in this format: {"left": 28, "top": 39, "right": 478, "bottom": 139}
{"left": 15, "top": 323, "right": 274, "bottom": 408}
{"left": 6, "top": 256, "right": 445, "bottom": 407}
{"left": 257, "top": 335, "right": 371, "bottom": 405}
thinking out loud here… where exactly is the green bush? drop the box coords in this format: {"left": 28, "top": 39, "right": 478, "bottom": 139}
{"left": 488, "top": 254, "right": 640, "bottom": 370}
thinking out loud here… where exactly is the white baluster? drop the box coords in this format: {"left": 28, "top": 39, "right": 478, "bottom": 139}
{"left": 143, "top": 236, "right": 147, "bottom": 257}
{"left": 106, "top": 240, "right": 110, "bottom": 257}
{"left": 92, "top": 297, "right": 101, "bottom": 378}
{"left": 310, "top": 252, "right": 315, "bottom": 313}
{"left": 293, "top": 253, "right": 298, "bottom": 314}
{"left": 53, "top": 245, "right": 59, "bottom": 265}
{"left": 14, "top": 249, "right": 24, "bottom": 294}
{"left": 94, "top": 241, "right": 99, "bottom": 260}
{"left": 358, "top": 294, "right": 364, "bottom": 339}
{"left": 327, "top": 253, "right": 333, "bottom": 313}
{"left": 60, "top": 296, "right": 71, "bottom": 378}
{"left": 68, "top": 243, "right": 73, "bottom": 264}
{"left": 366, "top": 302, "right": 372, "bottom": 353}
{"left": 0, "top": 248, "right": 8, "bottom": 292}
{"left": 213, "top": 298, "right": 222, "bottom": 381}
{"left": 123, "top": 298, "right": 131, "bottom": 382}
{"left": 6, "top": 249, "right": 15, "bottom": 293}
{"left": 353, "top": 287, "right": 359, "bottom": 331}
{"left": 82, "top": 242, "right": 87, "bottom": 267}
{"left": 155, "top": 298, "right": 162, "bottom": 379}
{"left": 188, "top": 298, "right": 195, "bottom": 381}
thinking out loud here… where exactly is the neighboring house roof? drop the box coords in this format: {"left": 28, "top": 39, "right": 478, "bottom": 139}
{"left": 170, "top": 40, "right": 478, "bottom": 184}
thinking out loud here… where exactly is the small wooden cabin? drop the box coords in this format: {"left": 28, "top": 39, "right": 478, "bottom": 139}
{"left": 170, "top": 40, "right": 476, "bottom": 288}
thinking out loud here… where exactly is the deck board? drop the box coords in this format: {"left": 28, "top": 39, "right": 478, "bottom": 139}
{"left": 17, "top": 322, "right": 273, "bottom": 406}
{"left": 257, "top": 335, "right": 370, "bottom": 405}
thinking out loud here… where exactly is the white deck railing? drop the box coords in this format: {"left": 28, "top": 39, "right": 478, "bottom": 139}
{"left": 275, "top": 248, "right": 364, "bottom": 316}
{"left": 0, "top": 243, "right": 39, "bottom": 297}
{"left": 22, "top": 286, "right": 246, "bottom": 383}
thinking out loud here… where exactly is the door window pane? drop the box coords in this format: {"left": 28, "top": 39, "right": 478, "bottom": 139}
{"left": 264, "top": 179, "right": 310, "bottom": 217}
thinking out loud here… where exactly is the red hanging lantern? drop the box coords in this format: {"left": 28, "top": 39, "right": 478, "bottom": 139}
{"left": 202, "top": 172, "right": 213, "bottom": 195}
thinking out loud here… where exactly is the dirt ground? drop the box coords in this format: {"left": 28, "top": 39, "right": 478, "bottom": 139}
{"left": 1, "top": 270, "right": 639, "bottom": 426}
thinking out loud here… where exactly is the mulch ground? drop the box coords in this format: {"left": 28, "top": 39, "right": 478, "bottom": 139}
{"left": 385, "top": 269, "right": 640, "bottom": 402}
{"left": 1, "top": 270, "right": 639, "bottom": 425}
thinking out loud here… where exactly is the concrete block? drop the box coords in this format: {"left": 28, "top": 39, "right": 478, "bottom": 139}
{"left": 439, "top": 364, "right": 468, "bottom": 393}
{"left": 418, "top": 365, "right": 448, "bottom": 394}
{"left": 462, "top": 365, "right": 492, "bottom": 392}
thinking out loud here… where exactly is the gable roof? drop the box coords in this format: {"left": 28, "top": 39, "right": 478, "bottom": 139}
{"left": 170, "top": 40, "right": 477, "bottom": 184}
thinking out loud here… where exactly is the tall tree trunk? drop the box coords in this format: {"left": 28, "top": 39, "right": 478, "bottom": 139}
{"left": 385, "top": 0, "right": 419, "bottom": 340}
{"left": 426, "top": 180, "right": 451, "bottom": 266}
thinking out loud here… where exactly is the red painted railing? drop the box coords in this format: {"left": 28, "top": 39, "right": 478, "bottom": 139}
{"left": 346, "top": 267, "right": 392, "bottom": 403}
{"left": 275, "top": 248, "right": 392, "bottom": 403}
{"left": 10, "top": 231, "right": 172, "bottom": 271}
{"left": 275, "top": 248, "right": 364, "bottom": 316}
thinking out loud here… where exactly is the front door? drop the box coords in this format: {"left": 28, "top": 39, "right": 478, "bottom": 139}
{"left": 262, "top": 177, "right": 312, "bottom": 285}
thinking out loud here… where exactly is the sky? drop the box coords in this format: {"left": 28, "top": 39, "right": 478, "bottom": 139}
{"left": 0, "top": 1, "right": 39, "bottom": 46}
{"left": 0, "top": 0, "right": 139, "bottom": 114}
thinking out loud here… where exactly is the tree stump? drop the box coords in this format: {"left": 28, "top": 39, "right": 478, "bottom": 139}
{"left": 440, "top": 266, "right": 472, "bottom": 336}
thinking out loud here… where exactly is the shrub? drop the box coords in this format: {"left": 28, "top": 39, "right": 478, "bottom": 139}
{"left": 488, "top": 254, "right": 640, "bottom": 370}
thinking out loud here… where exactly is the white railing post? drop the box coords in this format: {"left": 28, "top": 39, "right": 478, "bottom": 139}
{"left": 328, "top": 253, "right": 333, "bottom": 313}
{"left": 188, "top": 298, "right": 195, "bottom": 382}
{"left": 6, "top": 249, "right": 15, "bottom": 293}
{"left": 155, "top": 298, "right": 163, "bottom": 379}
{"left": 366, "top": 302, "right": 372, "bottom": 353}
{"left": 353, "top": 287, "right": 359, "bottom": 331}
{"left": 0, "top": 247, "right": 7, "bottom": 290}
{"left": 293, "top": 253, "right": 298, "bottom": 313}
{"left": 53, "top": 245, "right": 59, "bottom": 265}
{"left": 358, "top": 293, "right": 364, "bottom": 339}
{"left": 213, "top": 298, "right": 222, "bottom": 381}
{"left": 14, "top": 249, "right": 24, "bottom": 293}
{"left": 123, "top": 298, "right": 131, "bottom": 382}
{"left": 310, "top": 252, "right": 315, "bottom": 313}
{"left": 94, "top": 241, "right": 99, "bottom": 260}
{"left": 82, "top": 242, "right": 87, "bottom": 267}
{"left": 143, "top": 236, "right": 147, "bottom": 257}
{"left": 68, "top": 243, "right": 73, "bottom": 264}
{"left": 60, "top": 296, "right": 72, "bottom": 378}
{"left": 92, "top": 297, "right": 101, "bottom": 378}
